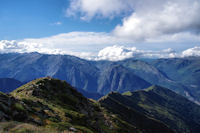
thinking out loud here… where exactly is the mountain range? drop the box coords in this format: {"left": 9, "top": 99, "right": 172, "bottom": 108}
{"left": 1, "top": 77, "right": 200, "bottom": 132}
{"left": 0, "top": 53, "right": 200, "bottom": 103}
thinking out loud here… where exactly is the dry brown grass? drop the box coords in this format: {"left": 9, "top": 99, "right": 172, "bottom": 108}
{"left": 0, "top": 122, "right": 70, "bottom": 133}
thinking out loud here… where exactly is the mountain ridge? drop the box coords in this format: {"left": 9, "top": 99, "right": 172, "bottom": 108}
{"left": 1, "top": 77, "right": 138, "bottom": 132}
{"left": 0, "top": 53, "right": 200, "bottom": 103}
{"left": 99, "top": 85, "right": 200, "bottom": 133}
{"left": 0, "top": 77, "right": 177, "bottom": 133}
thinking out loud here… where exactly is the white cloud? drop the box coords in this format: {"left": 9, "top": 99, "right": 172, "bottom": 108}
{"left": 64, "top": 0, "right": 200, "bottom": 60}
{"left": 0, "top": 39, "right": 97, "bottom": 59}
{"left": 96, "top": 45, "right": 179, "bottom": 61}
{"left": 146, "top": 32, "right": 200, "bottom": 43}
{"left": 23, "top": 32, "right": 137, "bottom": 52}
{"left": 66, "top": 0, "right": 133, "bottom": 20}
{"left": 97, "top": 45, "right": 137, "bottom": 61}
{"left": 113, "top": 0, "right": 200, "bottom": 41}
{"left": 0, "top": 40, "right": 41, "bottom": 53}
{"left": 0, "top": 39, "right": 200, "bottom": 61}
{"left": 67, "top": 0, "right": 200, "bottom": 42}
{"left": 182, "top": 46, "right": 200, "bottom": 57}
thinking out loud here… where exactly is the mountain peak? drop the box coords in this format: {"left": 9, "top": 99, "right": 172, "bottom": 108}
{"left": 144, "top": 85, "right": 162, "bottom": 92}
{"left": 121, "top": 85, "right": 167, "bottom": 96}
{"left": 13, "top": 77, "right": 75, "bottom": 95}
{"left": 122, "top": 91, "right": 133, "bottom": 96}
{"left": 11, "top": 77, "right": 87, "bottom": 108}
{"left": 7, "top": 77, "right": 136, "bottom": 132}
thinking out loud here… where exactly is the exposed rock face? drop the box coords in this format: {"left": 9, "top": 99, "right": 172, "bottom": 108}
{"left": 0, "top": 92, "right": 27, "bottom": 122}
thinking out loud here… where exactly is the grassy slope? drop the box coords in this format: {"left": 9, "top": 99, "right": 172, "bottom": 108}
{"left": 0, "top": 77, "right": 139, "bottom": 133}
{"left": 99, "top": 85, "right": 200, "bottom": 133}
{"left": 152, "top": 57, "right": 200, "bottom": 102}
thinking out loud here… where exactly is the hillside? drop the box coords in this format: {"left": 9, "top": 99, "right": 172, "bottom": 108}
{"left": 152, "top": 57, "right": 200, "bottom": 103}
{"left": 99, "top": 85, "right": 200, "bottom": 133}
{"left": 97, "top": 65, "right": 151, "bottom": 94}
{"left": 0, "top": 77, "right": 175, "bottom": 133}
{"left": 9, "top": 77, "right": 135, "bottom": 132}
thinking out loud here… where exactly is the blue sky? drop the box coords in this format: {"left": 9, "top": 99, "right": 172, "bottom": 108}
{"left": 0, "top": 0, "right": 122, "bottom": 40}
{"left": 0, "top": 0, "right": 200, "bottom": 60}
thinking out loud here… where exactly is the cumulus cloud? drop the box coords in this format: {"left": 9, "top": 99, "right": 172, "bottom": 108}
{"left": 23, "top": 32, "right": 200, "bottom": 58}
{"left": 67, "top": 0, "right": 200, "bottom": 42}
{"left": 182, "top": 46, "right": 200, "bottom": 57}
{"left": 0, "top": 40, "right": 41, "bottom": 53}
{"left": 96, "top": 45, "right": 200, "bottom": 61}
{"left": 0, "top": 39, "right": 200, "bottom": 61}
{"left": 0, "top": 40, "right": 97, "bottom": 59}
{"left": 1, "top": 32, "right": 137, "bottom": 59}
{"left": 96, "top": 45, "right": 178, "bottom": 61}
{"left": 97, "top": 45, "right": 137, "bottom": 61}
{"left": 66, "top": 0, "right": 134, "bottom": 20}
{"left": 59, "top": 0, "right": 200, "bottom": 59}
{"left": 113, "top": 0, "right": 200, "bottom": 41}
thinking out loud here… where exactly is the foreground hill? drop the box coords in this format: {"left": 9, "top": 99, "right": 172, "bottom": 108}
{"left": 99, "top": 85, "right": 200, "bottom": 133}
{"left": 0, "top": 77, "right": 175, "bottom": 133}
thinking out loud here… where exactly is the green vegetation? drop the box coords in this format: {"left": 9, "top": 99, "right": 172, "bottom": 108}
{"left": 122, "top": 91, "right": 132, "bottom": 96}
{"left": 1, "top": 77, "right": 141, "bottom": 133}
{"left": 99, "top": 85, "right": 200, "bottom": 133}
{"left": 13, "top": 103, "right": 25, "bottom": 111}
{"left": 151, "top": 57, "right": 200, "bottom": 102}
{"left": 0, "top": 122, "right": 59, "bottom": 133}
{"left": 1, "top": 77, "right": 200, "bottom": 133}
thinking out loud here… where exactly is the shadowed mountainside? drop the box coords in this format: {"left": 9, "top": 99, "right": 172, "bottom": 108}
{"left": 0, "top": 78, "right": 22, "bottom": 93}
{"left": 99, "top": 85, "right": 200, "bottom": 133}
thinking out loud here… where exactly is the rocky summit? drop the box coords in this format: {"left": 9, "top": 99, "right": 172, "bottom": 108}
{"left": 0, "top": 77, "right": 138, "bottom": 133}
